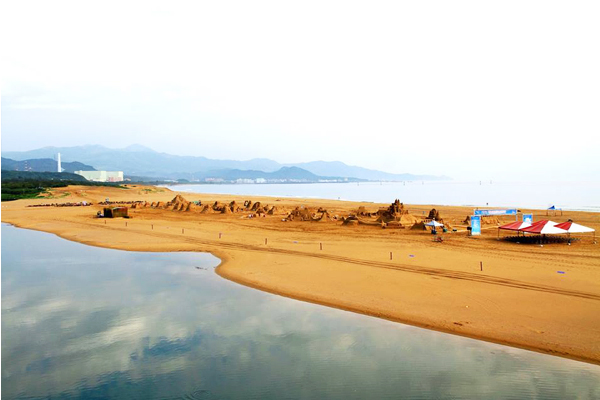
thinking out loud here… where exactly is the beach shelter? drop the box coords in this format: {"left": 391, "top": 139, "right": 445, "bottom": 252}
{"left": 520, "top": 220, "right": 567, "bottom": 235}
{"left": 520, "top": 220, "right": 568, "bottom": 244}
{"left": 424, "top": 220, "right": 444, "bottom": 227}
{"left": 497, "top": 221, "right": 531, "bottom": 238}
{"left": 554, "top": 221, "right": 595, "bottom": 233}
{"left": 554, "top": 221, "right": 596, "bottom": 243}
{"left": 499, "top": 221, "right": 531, "bottom": 231}
{"left": 546, "top": 205, "right": 563, "bottom": 216}
{"left": 425, "top": 219, "right": 444, "bottom": 234}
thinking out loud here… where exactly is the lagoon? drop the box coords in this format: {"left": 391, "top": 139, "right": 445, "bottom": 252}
{"left": 2, "top": 224, "right": 600, "bottom": 399}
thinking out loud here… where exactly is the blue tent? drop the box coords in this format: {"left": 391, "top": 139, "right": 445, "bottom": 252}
{"left": 546, "top": 205, "right": 562, "bottom": 216}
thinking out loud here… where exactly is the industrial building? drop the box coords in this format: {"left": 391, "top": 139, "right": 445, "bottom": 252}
{"left": 74, "top": 170, "right": 124, "bottom": 182}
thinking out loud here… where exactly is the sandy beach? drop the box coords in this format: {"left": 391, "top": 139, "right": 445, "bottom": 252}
{"left": 2, "top": 184, "right": 599, "bottom": 365}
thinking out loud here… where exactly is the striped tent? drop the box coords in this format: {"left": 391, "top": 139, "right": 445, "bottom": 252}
{"left": 520, "top": 220, "right": 567, "bottom": 235}
{"left": 499, "top": 221, "right": 532, "bottom": 231}
{"left": 497, "top": 221, "right": 532, "bottom": 239}
{"left": 554, "top": 221, "right": 595, "bottom": 233}
{"left": 554, "top": 221, "right": 596, "bottom": 243}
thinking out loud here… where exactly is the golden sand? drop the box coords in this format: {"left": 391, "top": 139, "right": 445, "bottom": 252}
{"left": 2, "top": 185, "right": 599, "bottom": 364}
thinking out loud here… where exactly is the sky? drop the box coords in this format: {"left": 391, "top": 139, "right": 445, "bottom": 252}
{"left": 2, "top": 1, "right": 599, "bottom": 181}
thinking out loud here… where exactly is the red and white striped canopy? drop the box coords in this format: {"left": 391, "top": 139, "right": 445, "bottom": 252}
{"left": 498, "top": 221, "right": 532, "bottom": 231}
{"left": 554, "top": 221, "right": 595, "bottom": 233}
{"left": 521, "top": 220, "right": 567, "bottom": 235}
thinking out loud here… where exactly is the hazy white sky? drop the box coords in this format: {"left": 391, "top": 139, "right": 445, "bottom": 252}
{"left": 2, "top": 1, "right": 599, "bottom": 180}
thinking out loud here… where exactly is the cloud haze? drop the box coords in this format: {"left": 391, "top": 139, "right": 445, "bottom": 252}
{"left": 2, "top": 1, "right": 599, "bottom": 180}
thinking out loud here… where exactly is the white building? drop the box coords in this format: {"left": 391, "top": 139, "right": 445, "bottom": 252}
{"left": 74, "top": 170, "right": 124, "bottom": 182}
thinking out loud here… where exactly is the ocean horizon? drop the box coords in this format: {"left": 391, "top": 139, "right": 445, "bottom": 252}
{"left": 166, "top": 180, "right": 600, "bottom": 213}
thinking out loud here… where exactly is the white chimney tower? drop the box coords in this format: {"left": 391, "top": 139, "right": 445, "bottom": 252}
{"left": 57, "top": 153, "right": 62, "bottom": 172}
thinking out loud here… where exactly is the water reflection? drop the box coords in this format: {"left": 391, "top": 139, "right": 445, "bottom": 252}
{"left": 2, "top": 224, "right": 599, "bottom": 399}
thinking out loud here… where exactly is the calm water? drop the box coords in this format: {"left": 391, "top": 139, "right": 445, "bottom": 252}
{"left": 2, "top": 224, "right": 600, "bottom": 399}
{"left": 168, "top": 181, "right": 600, "bottom": 212}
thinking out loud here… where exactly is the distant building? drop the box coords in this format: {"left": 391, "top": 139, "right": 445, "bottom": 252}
{"left": 74, "top": 170, "right": 124, "bottom": 182}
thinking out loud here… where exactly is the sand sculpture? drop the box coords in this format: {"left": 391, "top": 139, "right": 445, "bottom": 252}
{"left": 376, "top": 200, "right": 418, "bottom": 227}
{"left": 286, "top": 207, "right": 314, "bottom": 221}
{"left": 355, "top": 206, "right": 370, "bottom": 216}
{"left": 308, "top": 210, "right": 334, "bottom": 222}
{"left": 121, "top": 196, "right": 431, "bottom": 232}
{"left": 342, "top": 216, "right": 359, "bottom": 226}
{"left": 340, "top": 200, "right": 420, "bottom": 228}
{"left": 186, "top": 202, "right": 200, "bottom": 212}
{"left": 463, "top": 215, "right": 502, "bottom": 226}
{"left": 137, "top": 195, "right": 201, "bottom": 213}
{"left": 128, "top": 196, "right": 425, "bottom": 230}
{"left": 427, "top": 208, "right": 442, "bottom": 221}
{"left": 201, "top": 205, "right": 214, "bottom": 213}
{"left": 27, "top": 202, "right": 93, "bottom": 208}
{"left": 410, "top": 221, "right": 427, "bottom": 230}
{"left": 126, "top": 194, "right": 285, "bottom": 218}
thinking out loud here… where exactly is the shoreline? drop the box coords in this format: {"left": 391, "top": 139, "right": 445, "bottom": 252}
{"left": 2, "top": 185, "right": 599, "bottom": 365}
{"left": 3, "top": 219, "right": 597, "bottom": 365}
{"left": 165, "top": 182, "right": 600, "bottom": 213}
{"left": 214, "top": 260, "right": 600, "bottom": 366}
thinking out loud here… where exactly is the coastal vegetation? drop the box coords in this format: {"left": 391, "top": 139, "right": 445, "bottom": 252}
{"left": 1, "top": 170, "right": 122, "bottom": 201}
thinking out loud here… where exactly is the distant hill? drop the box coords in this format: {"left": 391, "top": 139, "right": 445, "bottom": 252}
{"left": 1, "top": 157, "right": 96, "bottom": 173}
{"left": 1, "top": 170, "right": 88, "bottom": 182}
{"left": 189, "top": 166, "right": 355, "bottom": 182}
{"left": 2, "top": 145, "right": 449, "bottom": 181}
{"left": 287, "top": 160, "right": 449, "bottom": 181}
{"left": 198, "top": 167, "right": 318, "bottom": 181}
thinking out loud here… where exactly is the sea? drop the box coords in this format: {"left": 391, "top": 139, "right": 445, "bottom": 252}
{"left": 167, "top": 181, "right": 600, "bottom": 212}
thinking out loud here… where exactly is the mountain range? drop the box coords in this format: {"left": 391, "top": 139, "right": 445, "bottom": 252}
{"left": 1, "top": 145, "right": 450, "bottom": 182}
{"left": 187, "top": 166, "right": 349, "bottom": 182}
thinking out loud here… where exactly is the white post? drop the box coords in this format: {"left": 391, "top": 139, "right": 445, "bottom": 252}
{"left": 57, "top": 153, "right": 62, "bottom": 172}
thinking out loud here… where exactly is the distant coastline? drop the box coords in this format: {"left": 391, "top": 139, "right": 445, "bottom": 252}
{"left": 165, "top": 181, "right": 600, "bottom": 212}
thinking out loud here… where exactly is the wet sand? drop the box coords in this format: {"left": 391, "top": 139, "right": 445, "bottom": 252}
{"left": 2, "top": 184, "right": 599, "bottom": 364}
